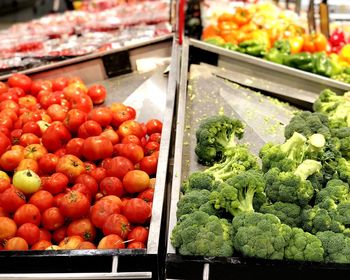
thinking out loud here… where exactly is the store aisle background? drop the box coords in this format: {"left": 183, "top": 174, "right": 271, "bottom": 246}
{"left": 0, "top": 0, "right": 70, "bottom": 30}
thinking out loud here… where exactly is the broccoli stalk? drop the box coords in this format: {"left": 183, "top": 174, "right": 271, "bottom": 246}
{"left": 294, "top": 159, "right": 323, "bottom": 181}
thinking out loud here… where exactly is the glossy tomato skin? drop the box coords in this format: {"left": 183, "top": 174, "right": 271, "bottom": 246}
{"left": 144, "top": 141, "right": 160, "bottom": 156}
{"left": 41, "top": 172, "right": 69, "bottom": 195}
{"left": 121, "top": 135, "right": 141, "bottom": 146}
{"left": 137, "top": 188, "right": 154, "bottom": 203}
{"left": 75, "top": 174, "right": 98, "bottom": 197}
{"left": 123, "top": 170, "right": 150, "bottom": 194}
{"left": 90, "top": 167, "right": 107, "bottom": 183}
{"left": 67, "top": 218, "right": 96, "bottom": 242}
{"left": 56, "top": 155, "right": 85, "bottom": 182}
{"left": 99, "top": 177, "right": 124, "bottom": 197}
{"left": 31, "top": 240, "right": 52, "bottom": 250}
{"left": 0, "top": 132, "right": 11, "bottom": 156}
{"left": 97, "top": 234, "right": 125, "bottom": 249}
{"left": 111, "top": 110, "right": 133, "bottom": 128}
{"left": 59, "top": 235, "right": 84, "bottom": 249}
{"left": 59, "top": 191, "right": 90, "bottom": 219}
{"left": 71, "top": 183, "right": 92, "bottom": 202}
{"left": 90, "top": 198, "right": 121, "bottom": 229}
{"left": 47, "top": 104, "right": 67, "bottom": 122}
{"left": 38, "top": 153, "right": 59, "bottom": 175}
{"left": 0, "top": 82, "right": 8, "bottom": 94}
{"left": 0, "top": 149, "right": 24, "bottom": 171}
{"left": 82, "top": 136, "right": 113, "bottom": 161}
{"left": 39, "top": 228, "right": 52, "bottom": 241}
{"left": 146, "top": 119, "right": 162, "bottom": 135}
{"left": 78, "top": 120, "right": 102, "bottom": 139}
{"left": 0, "top": 187, "right": 26, "bottom": 213}
{"left": 29, "top": 190, "right": 54, "bottom": 213}
{"left": 19, "top": 132, "right": 40, "bottom": 146}
{"left": 116, "top": 143, "right": 144, "bottom": 164}
{"left": 8, "top": 73, "right": 32, "bottom": 93}
{"left": 102, "top": 213, "right": 130, "bottom": 239}
{"left": 139, "top": 156, "right": 158, "bottom": 175}
{"left": 127, "top": 226, "right": 149, "bottom": 244}
{"left": 52, "top": 226, "right": 67, "bottom": 244}
{"left": 13, "top": 204, "right": 41, "bottom": 226}
{"left": 65, "top": 138, "right": 85, "bottom": 158}
{"left": 52, "top": 77, "right": 68, "bottom": 91}
{"left": 100, "top": 128, "right": 119, "bottom": 145}
{"left": 42, "top": 122, "right": 71, "bottom": 152}
{"left": 70, "top": 94, "right": 93, "bottom": 113}
{"left": 64, "top": 109, "right": 87, "bottom": 133}
{"left": 127, "top": 241, "right": 146, "bottom": 249}
{"left": 42, "top": 207, "right": 65, "bottom": 231}
{"left": 118, "top": 120, "right": 145, "bottom": 139}
{"left": 23, "top": 143, "right": 47, "bottom": 161}
{"left": 122, "top": 198, "right": 151, "bottom": 224}
{"left": 87, "top": 84, "right": 107, "bottom": 105}
{"left": 22, "top": 121, "right": 41, "bottom": 137}
{"left": 0, "top": 217, "right": 17, "bottom": 241}
{"left": 4, "top": 237, "right": 28, "bottom": 250}
{"left": 104, "top": 156, "right": 134, "bottom": 179}
{"left": 88, "top": 107, "right": 112, "bottom": 127}
{"left": 16, "top": 223, "right": 40, "bottom": 245}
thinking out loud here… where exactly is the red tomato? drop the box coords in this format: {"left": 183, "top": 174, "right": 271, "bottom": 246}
{"left": 0, "top": 217, "right": 17, "bottom": 241}
{"left": 30, "top": 80, "right": 52, "bottom": 96}
{"left": 127, "top": 226, "right": 149, "bottom": 244}
{"left": 18, "top": 96, "right": 38, "bottom": 111}
{"left": 47, "top": 104, "right": 67, "bottom": 122}
{"left": 22, "top": 121, "right": 41, "bottom": 137}
{"left": 31, "top": 240, "right": 52, "bottom": 250}
{"left": 0, "top": 92, "right": 18, "bottom": 103}
{"left": 123, "top": 170, "right": 150, "bottom": 194}
{"left": 99, "top": 176, "right": 124, "bottom": 197}
{"left": 38, "top": 153, "right": 59, "bottom": 175}
{"left": 75, "top": 174, "right": 98, "bottom": 197}
{"left": 122, "top": 198, "right": 151, "bottom": 224}
{"left": 4, "top": 237, "right": 28, "bottom": 250}
{"left": 0, "top": 100, "right": 19, "bottom": 115}
{"left": 23, "top": 144, "right": 47, "bottom": 161}
{"left": 67, "top": 218, "right": 96, "bottom": 242}
{"left": 0, "top": 179, "right": 10, "bottom": 194}
{"left": 64, "top": 109, "right": 87, "bottom": 133}
{"left": 56, "top": 155, "right": 85, "bottom": 182}
{"left": 110, "top": 102, "right": 127, "bottom": 113}
{"left": 17, "top": 223, "right": 40, "bottom": 245}
{"left": 97, "top": 234, "right": 125, "bottom": 249}
{"left": 42, "top": 207, "right": 65, "bottom": 231}
{"left": 126, "top": 106, "right": 136, "bottom": 119}
{"left": 19, "top": 133, "right": 40, "bottom": 146}
{"left": 77, "top": 241, "right": 97, "bottom": 249}
{"left": 59, "top": 191, "right": 90, "bottom": 219}
{"left": 8, "top": 73, "right": 32, "bottom": 93}
{"left": 127, "top": 241, "right": 146, "bottom": 249}
{"left": 84, "top": 162, "right": 96, "bottom": 174}
{"left": 146, "top": 119, "right": 162, "bottom": 135}
{"left": 0, "top": 82, "right": 8, "bottom": 94}
{"left": 8, "top": 87, "right": 26, "bottom": 98}
{"left": 111, "top": 110, "right": 133, "bottom": 128}
{"left": 118, "top": 120, "right": 145, "bottom": 139}
{"left": 29, "top": 190, "right": 54, "bottom": 212}
{"left": 70, "top": 94, "right": 93, "bottom": 113}
{"left": 121, "top": 135, "right": 141, "bottom": 145}
{"left": 42, "top": 172, "right": 69, "bottom": 195}
{"left": 0, "top": 187, "right": 26, "bottom": 213}
{"left": 59, "top": 235, "right": 84, "bottom": 249}
{"left": 39, "top": 228, "right": 52, "bottom": 242}
{"left": 87, "top": 84, "right": 107, "bottom": 105}
{"left": 90, "top": 167, "right": 107, "bottom": 183}
{"left": 71, "top": 183, "right": 92, "bottom": 202}
{"left": 137, "top": 188, "right": 154, "bottom": 203}
{"left": 117, "top": 143, "right": 144, "bottom": 164}
{"left": 144, "top": 141, "right": 160, "bottom": 156}
{"left": 139, "top": 156, "right": 158, "bottom": 175}
{"left": 78, "top": 120, "right": 102, "bottom": 139}
{"left": 65, "top": 138, "right": 85, "bottom": 158}
{"left": 100, "top": 128, "right": 119, "bottom": 145}
{"left": 0, "top": 149, "right": 24, "bottom": 171}
{"left": 14, "top": 204, "right": 41, "bottom": 226}
{"left": 52, "top": 77, "right": 68, "bottom": 91}
{"left": 104, "top": 156, "right": 134, "bottom": 179}
{"left": 52, "top": 226, "right": 67, "bottom": 244}
{"left": 88, "top": 107, "right": 112, "bottom": 127}
{"left": 90, "top": 198, "right": 121, "bottom": 229}
{"left": 54, "top": 148, "right": 67, "bottom": 157}
{"left": 82, "top": 136, "right": 113, "bottom": 161}
{"left": 42, "top": 122, "right": 71, "bottom": 152}
{"left": 148, "top": 133, "right": 161, "bottom": 144}
{"left": 102, "top": 213, "right": 130, "bottom": 239}
{"left": 17, "top": 158, "right": 39, "bottom": 173}
{"left": 0, "top": 132, "right": 10, "bottom": 156}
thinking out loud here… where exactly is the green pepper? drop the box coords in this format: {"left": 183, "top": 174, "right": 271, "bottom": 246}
{"left": 238, "top": 40, "right": 266, "bottom": 57}
{"left": 313, "top": 52, "right": 334, "bottom": 77}
{"left": 264, "top": 40, "right": 291, "bottom": 64}
{"left": 283, "top": 52, "right": 314, "bottom": 72}
{"left": 332, "top": 73, "right": 350, "bottom": 84}
{"left": 223, "top": 42, "right": 238, "bottom": 51}
{"left": 344, "top": 67, "right": 350, "bottom": 75}
{"left": 204, "top": 37, "right": 225, "bottom": 47}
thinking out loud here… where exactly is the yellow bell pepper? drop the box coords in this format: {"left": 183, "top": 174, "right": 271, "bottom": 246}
{"left": 339, "top": 44, "right": 350, "bottom": 65}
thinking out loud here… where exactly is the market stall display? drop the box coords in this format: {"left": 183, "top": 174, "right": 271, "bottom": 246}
{"left": 0, "top": 0, "right": 171, "bottom": 75}
{"left": 201, "top": 2, "right": 350, "bottom": 84}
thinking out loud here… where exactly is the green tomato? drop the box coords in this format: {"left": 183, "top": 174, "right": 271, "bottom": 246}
{"left": 13, "top": 169, "right": 41, "bottom": 195}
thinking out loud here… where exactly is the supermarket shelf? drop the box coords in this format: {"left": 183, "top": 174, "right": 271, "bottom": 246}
{"left": 0, "top": 36, "right": 178, "bottom": 280}
{"left": 0, "top": 34, "right": 173, "bottom": 83}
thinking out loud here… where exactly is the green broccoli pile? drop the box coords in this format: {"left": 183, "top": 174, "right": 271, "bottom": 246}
{"left": 171, "top": 90, "right": 350, "bottom": 264}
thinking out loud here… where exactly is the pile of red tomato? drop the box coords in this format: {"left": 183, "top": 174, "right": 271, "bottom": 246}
{"left": 0, "top": 73, "right": 162, "bottom": 251}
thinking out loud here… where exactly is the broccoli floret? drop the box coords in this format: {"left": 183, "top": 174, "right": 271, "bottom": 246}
{"left": 253, "top": 191, "right": 268, "bottom": 212}
{"left": 316, "top": 231, "right": 350, "bottom": 263}
{"left": 259, "top": 132, "right": 307, "bottom": 172}
{"left": 301, "top": 206, "right": 346, "bottom": 234}
{"left": 171, "top": 211, "right": 234, "bottom": 257}
{"left": 194, "top": 115, "right": 245, "bottom": 165}
{"left": 265, "top": 160, "right": 321, "bottom": 206}
{"left": 204, "top": 145, "right": 260, "bottom": 181}
{"left": 210, "top": 170, "right": 265, "bottom": 217}
{"left": 181, "top": 172, "right": 215, "bottom": 193}
{"left": 176, "top": 189, "right": 218, "bottom": 219}
{"left": 232, "top": 212, "right": 292, "bottom": 260}
{"left": 284, "top": 227, "right": 324, "bottom": 262}
{"left": 315, "top": 179, "right": 350, "bottom": 207}
{"left": 313, "top": 89, "right": 350, "bottom": 128}
{"left": 284, "top": 111, "right": 330, "bottom": 139}
{"left": 336, "top": 158, "right": 350, "bottom": 185}
{"left": 259, "top": 202, "right": 302, "bottom": 227}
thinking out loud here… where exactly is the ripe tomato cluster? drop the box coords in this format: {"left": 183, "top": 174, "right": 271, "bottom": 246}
{"left": 0, "top": 73, "right": 162, "bottom": 251}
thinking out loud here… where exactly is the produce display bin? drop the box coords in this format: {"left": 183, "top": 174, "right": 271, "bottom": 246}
{"left": 165, "top": 37, "right": 350, "bottom": 280}
{"left": 0, "top": 36, "right": 178, "bottom": 280}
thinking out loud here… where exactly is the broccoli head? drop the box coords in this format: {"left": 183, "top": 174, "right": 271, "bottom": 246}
{"left": 259, "top": 132, "right": 307, "bottom": 172}
{"left": 195, "top": 115, "right": 245, "bottom": 165}
{"left": 331, "top": 127, "right": 350, "bottom": 159}
{"left": 315, "top": 179, "right": 350, "bottom": 207}
{"left": 204, "top": 145, "right": 260, "bottom": 181}
{"left": 171, "top": 211, "right": 234, "bottom": 257}
{"left": 176, "top": 189, "right": 219, "bottom": 219}
{"left": 259, "top": 202, "right": 302, "bottom": 227}
{"left": 210, "top": 170, "right": 265, "bottom": 217}
{"left": 316, "top": 231, "right": 350, "bottom": 263}
{"left": 181, "top": 171, "right": 215, "bottom": 193}
{"left": 265, "top": 160, "right": 321, "bottom": 206}
{"left": 284, "top": 111, "right": 330, "bottom": 139}
{"left": 232, "top": 212, "right": 292, "bottom": 260}
{"left": 336, "top": 158, "right": 350, "bottom": 185}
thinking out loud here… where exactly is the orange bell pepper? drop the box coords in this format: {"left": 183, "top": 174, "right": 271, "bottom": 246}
{"left": 233, "top": 7, "right": 252, "bottom": 27}
{"left": 302, "top": 33, "right": 328, "bottom": 53}
{"left": 340, "top": 44, "right": 350, "bottom": 64}
{"left": 218, "top": 21, "right": 239, "bottom": 36}
{"left": 202, "top": 25, "right": 219, "bottom": 40}
{"left": 218, "top": 13, "right": 235, "bottom": 23}
{"left": 239, "top": 22, "right": 258, "bottom": 33}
